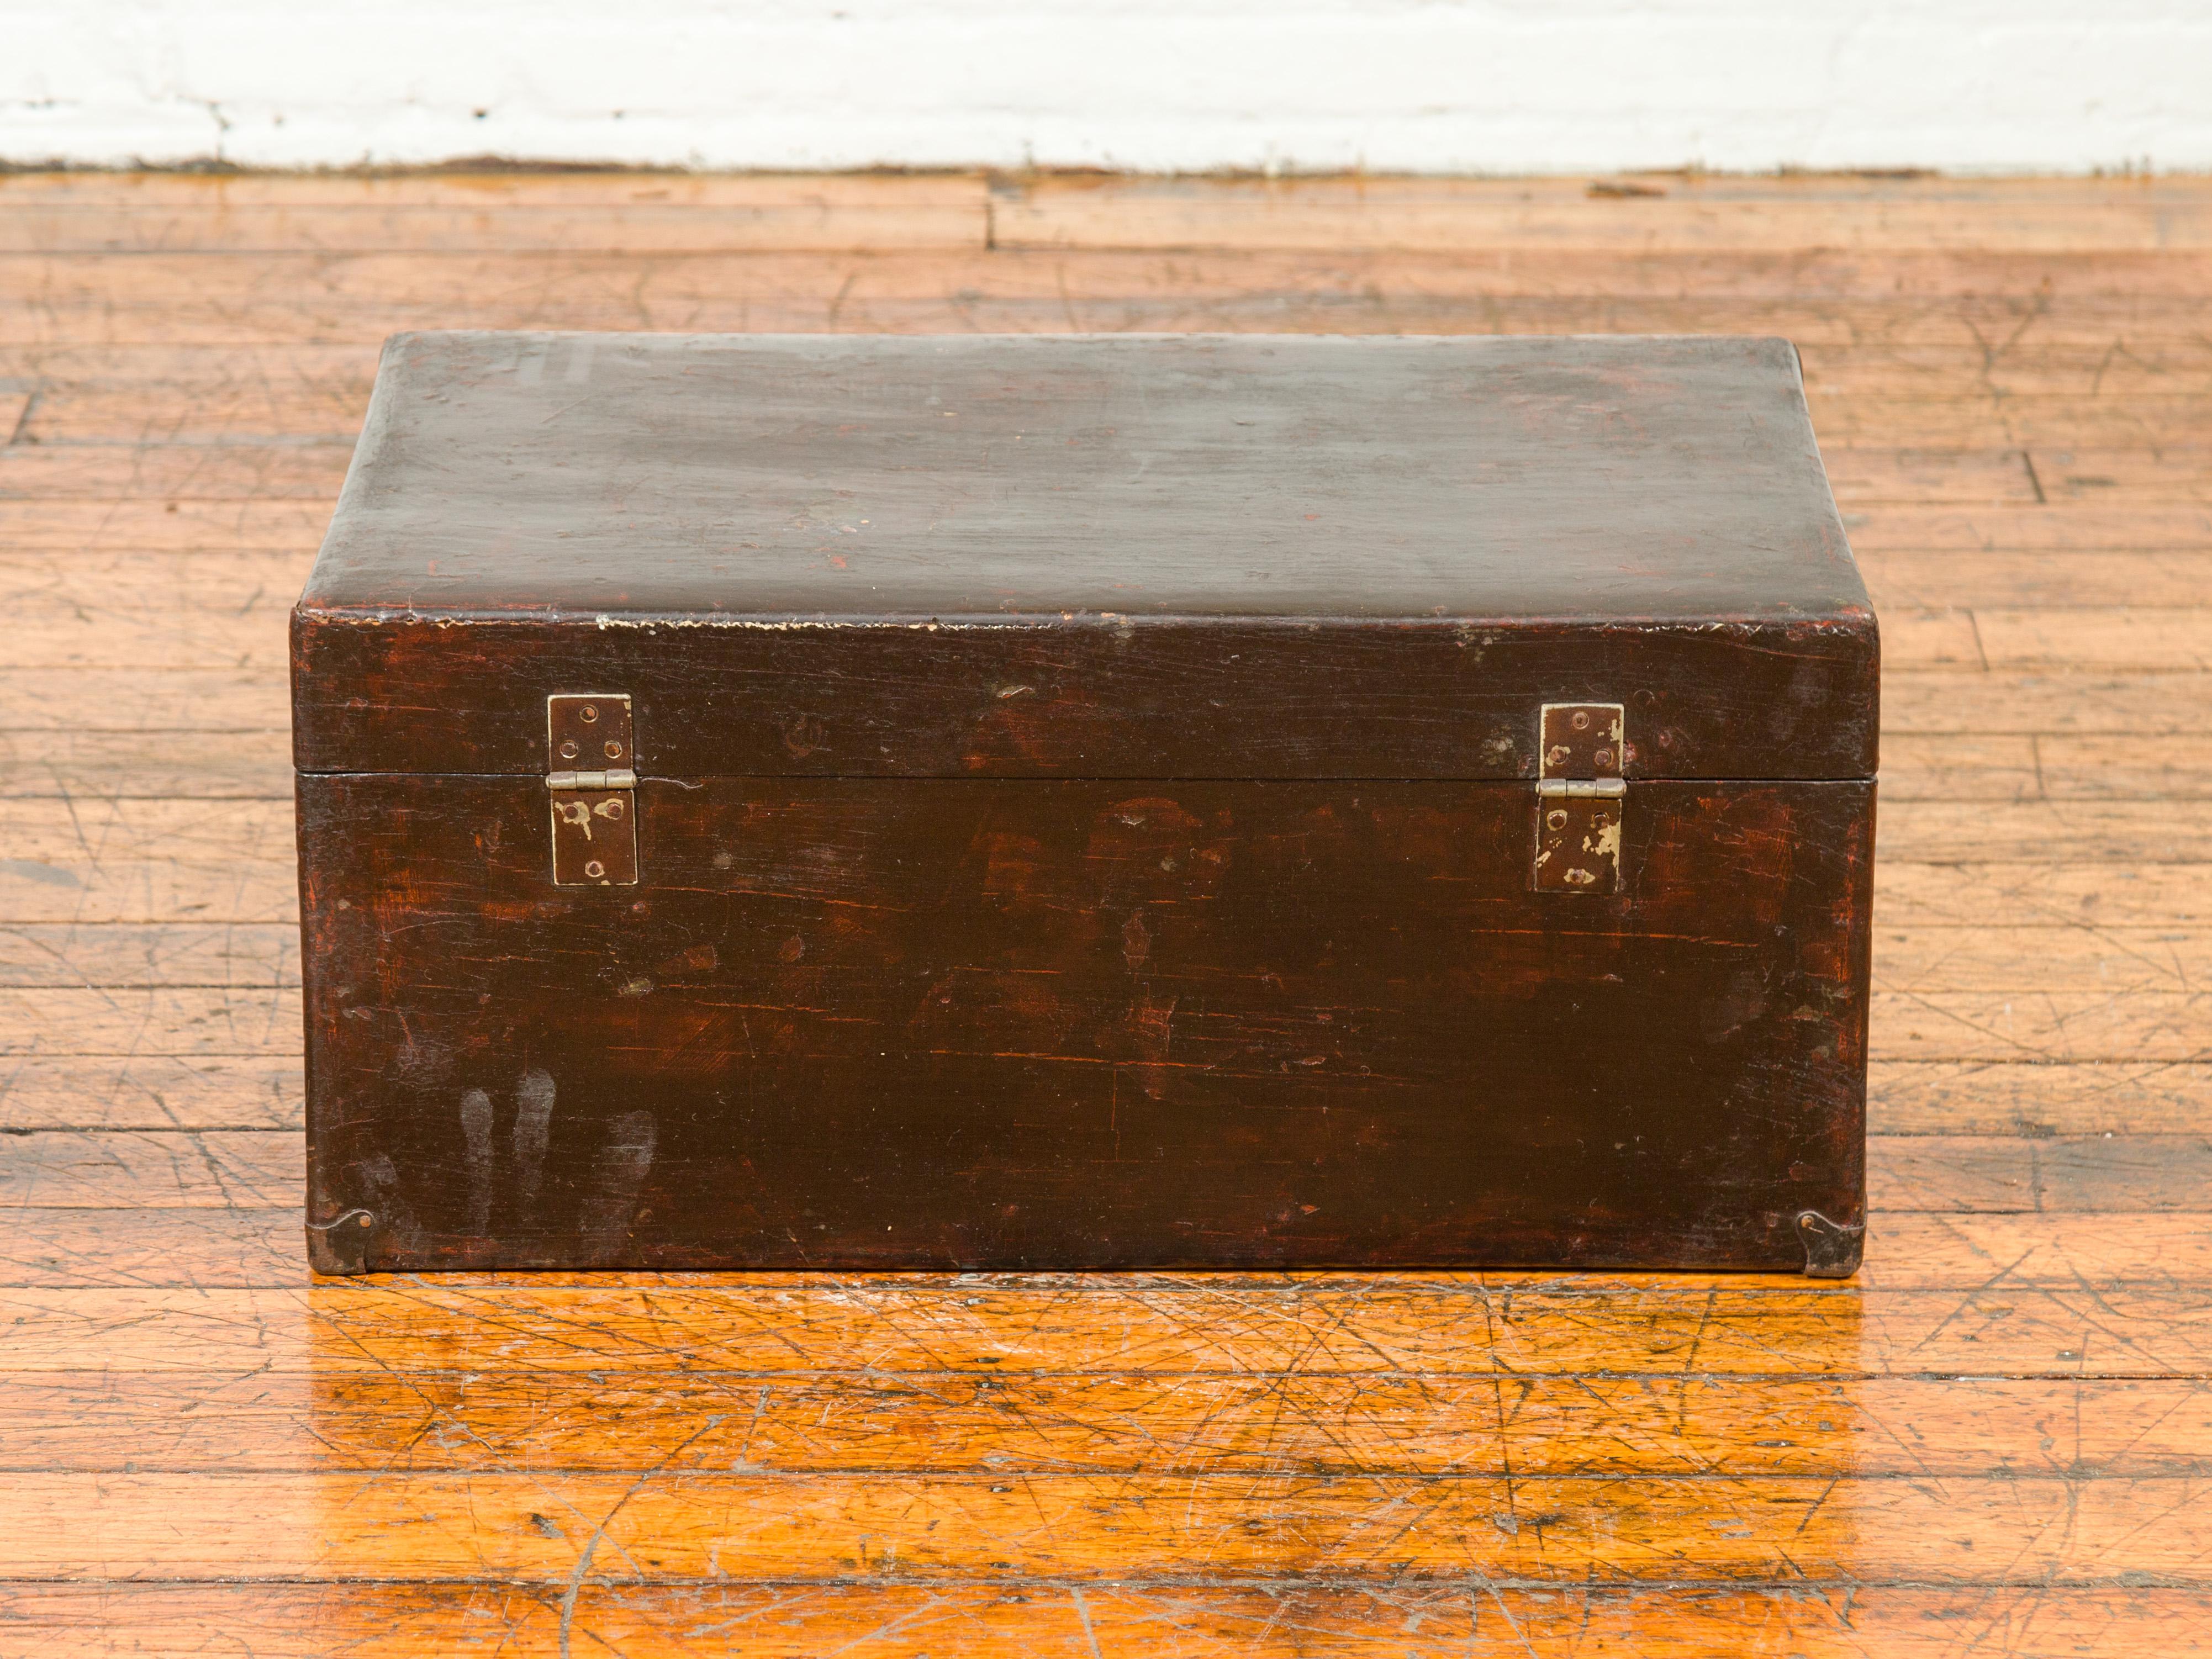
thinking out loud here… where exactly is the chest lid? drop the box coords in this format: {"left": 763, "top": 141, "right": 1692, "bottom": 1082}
{"left": 293, "top": 332, "right": 1877, "bottom": 781}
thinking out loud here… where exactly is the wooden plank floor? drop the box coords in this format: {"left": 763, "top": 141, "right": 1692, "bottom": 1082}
{"left": 2, "top": 169, "right": 2210, "bottom": 1656}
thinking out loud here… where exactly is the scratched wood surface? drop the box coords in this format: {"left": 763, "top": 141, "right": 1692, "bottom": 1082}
{"left": 1, "top": 169, "right": 2209, "bottom": 1656}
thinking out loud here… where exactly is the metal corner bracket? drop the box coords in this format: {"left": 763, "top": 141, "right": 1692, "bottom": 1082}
{"left": 1796, "top": 1209, "right": 1865, "bottom": 1278}
{"left": 307, "top": 1207, "right": 376, "bottom": 1276}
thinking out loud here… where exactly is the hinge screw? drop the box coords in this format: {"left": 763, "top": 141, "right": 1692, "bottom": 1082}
{"left": 580, "top": 705, "right": 599, "bottom": 723}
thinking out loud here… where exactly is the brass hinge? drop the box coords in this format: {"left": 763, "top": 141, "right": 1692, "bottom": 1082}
{"left": 548, "top": 693, "right": 639, "bottom": 886}
{"left": 1532, "top": 702, "right": 1625, "bottom": 894}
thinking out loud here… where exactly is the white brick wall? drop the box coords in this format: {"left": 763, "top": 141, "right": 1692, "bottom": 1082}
{"left": 5, "top": 1, "right": 2209, "bottom": 173}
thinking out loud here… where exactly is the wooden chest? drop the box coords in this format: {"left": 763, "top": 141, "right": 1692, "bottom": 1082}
{"left": 293, "top": 332, "right": 1877, "bottom": 1277}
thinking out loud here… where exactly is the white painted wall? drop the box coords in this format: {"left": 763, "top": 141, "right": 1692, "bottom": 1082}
{"left": 4, "top": 1, "right": 2209, "bottom": 175}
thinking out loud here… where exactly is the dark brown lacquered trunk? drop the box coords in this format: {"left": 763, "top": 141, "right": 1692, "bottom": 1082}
{"left": 293, "top": 332, "right": 1878, "bottom": 1276}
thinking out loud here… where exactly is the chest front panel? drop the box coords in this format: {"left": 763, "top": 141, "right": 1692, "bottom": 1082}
{"left": 299, "top": 773, "right": 1871, "bottom": 1273}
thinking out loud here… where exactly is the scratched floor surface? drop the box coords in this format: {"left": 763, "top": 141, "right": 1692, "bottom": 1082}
{"left": 2, "top": 171, "right": 2211, "bottom": 1655}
